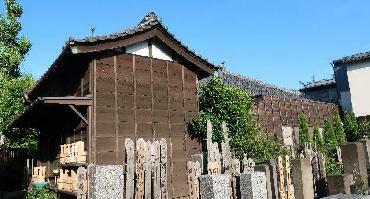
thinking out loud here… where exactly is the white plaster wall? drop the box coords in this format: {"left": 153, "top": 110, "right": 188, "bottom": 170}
{"left": 346, "top": 62, "right": 370, "bottom": 117}
{"left": 126, "top": 41, "right": 149, "bottom": 57}
{"left": 125, "top": 40, "right": 172, "bottom": 61}
{"left": 152, "top": 43, "right": 172, "bottom": 61}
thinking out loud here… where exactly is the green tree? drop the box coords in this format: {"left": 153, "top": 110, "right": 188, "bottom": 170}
{"left": 0, "top": 0, "right": 36, "bottom": 149}
{"left": 0, "top": 0, "right": 31, "bottom": 78}
{"left": 188, "top": 75, "right": 287, "bottom": 163}
{"left": 343, "top": 112, "right": 359, "bottom": 141}
{"left": 312, "top": 124, "right": 323, "bottom": 151}
{"left": 298, "top": 114, "right": 311, "bottom": 152}
{"left": 358, "top": 119, "right": 370, "bottom": 139}
{"left": 323, "top": 120, "right": 337, "bottom": 157}
{"left": 333, "top": 113, "right": 346, "bottom": 145}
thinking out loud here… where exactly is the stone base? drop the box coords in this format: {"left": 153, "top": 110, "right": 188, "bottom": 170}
{"left": 89, "top": 165, "right": 124, "bottom": 199}
{"left": 327, "top": 174, "right": 353, "bottom": 195}
{"left": 239, "top": 171, "right": 268, "bottom": 199}
{"left": 199, "top": 174, "right": 231, "bottom": 199}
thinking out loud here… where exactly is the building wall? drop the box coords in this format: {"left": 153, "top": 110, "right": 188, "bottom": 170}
{"left": 126, "top": 40, "right": 173, "bottom": 61}
{"left": 253, "top": 95, "right": 338, "bottom": 148}
{"left": 93, "top": 53, "right": 200, "bottom": 198}
{"left": 302, "top": 87, "right": 338, "bottom": 103}
{"left": 346, "top": 62, "right": 370, "bottom": 117}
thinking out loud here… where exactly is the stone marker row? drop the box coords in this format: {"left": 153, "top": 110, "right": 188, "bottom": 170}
{"left": 89, "top": 138, "right": 168, "bottom": 199}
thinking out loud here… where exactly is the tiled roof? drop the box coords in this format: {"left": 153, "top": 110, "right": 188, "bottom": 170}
{"left": 66, "top": 12, "right": 214, "bottom": 68}
{"left": 201, "top": 69, "right": 304, "bottom": 99}
{"left": 27, "top": 12, "right": 215, "bottom": 99}
{"left": 333, "top": 51, "right": 370, "bottom": 65}
{"left": 300, "top": 78, "right": 336, "bottom": 91}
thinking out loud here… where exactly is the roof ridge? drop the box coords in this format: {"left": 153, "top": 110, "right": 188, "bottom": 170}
{"left": 333, "top": 50, "right": 370, "bottom": 64}
{"left": 65, "top": 12, "right": 214, "bottom": 67}
{"left": 221, "top": 69, "right": 301, "bottom": 96}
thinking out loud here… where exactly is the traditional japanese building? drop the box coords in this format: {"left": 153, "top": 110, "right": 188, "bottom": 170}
{"left": 12, "top": 12, "right": 340, "bottom": 198}
{"left": 13, "top": 12, "right": 214, "bottom": 198}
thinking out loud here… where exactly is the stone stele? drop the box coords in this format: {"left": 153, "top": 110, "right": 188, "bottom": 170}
{"left": 239, "top": 171, "right": 268, "bottom": 199}
{"left": 199, "top": 174, "right": 231, "bottom": 199}
{"left": 89, "top": 165, "right": 124, "bottom": 199}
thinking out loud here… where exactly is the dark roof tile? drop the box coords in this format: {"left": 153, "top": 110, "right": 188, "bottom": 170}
{"left": 333, "top": 51, "right": 370, "bottom": 64}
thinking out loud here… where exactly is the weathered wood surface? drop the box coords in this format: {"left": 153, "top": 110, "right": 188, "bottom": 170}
{"left": 285, "top": 155, "right": 294, "bottom": 199}
{"left": 160, "top": 138, "right": 168, "bottom": 199}
{"left": 187, "top": 161, "right": 201, "bottom": 199}
{"left": 277, "top": 156, "right": 286, "bottom": 199}
{"left": 136, "top": 138, "right": 146, "bottom": 199}
{"left": 125, "top": 138, "right": 135, "bottom": 199}
{"left": 145, "top": 141, "right": 152, "bottom": 199}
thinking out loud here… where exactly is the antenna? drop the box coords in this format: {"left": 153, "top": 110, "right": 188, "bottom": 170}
{"left": 90, "top": 26, "right": 96, "bottom": 37}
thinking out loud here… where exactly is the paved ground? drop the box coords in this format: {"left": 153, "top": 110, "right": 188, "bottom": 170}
{"left": 323, "top": 194, "right": 370, "bottom": 199}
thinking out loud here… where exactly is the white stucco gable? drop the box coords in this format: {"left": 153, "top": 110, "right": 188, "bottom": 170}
{"left": 125, "top": 40, "right": 173, "bottom": 61}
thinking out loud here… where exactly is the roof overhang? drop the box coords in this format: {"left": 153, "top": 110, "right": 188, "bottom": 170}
{"left": 11, "top": 96, "right": 92, "bottom": 129}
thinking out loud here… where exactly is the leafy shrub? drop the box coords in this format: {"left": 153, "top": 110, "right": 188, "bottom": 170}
{"left": 26, "top": 188, "right": 56, "bottom": 199}
{"left": 325, "top": 156, "right": 343, "bottom": 175}
{"left": 343, "top": 112, "right": 359, "bottom": 141}
{"left": 333, "top": 113, "right": 346, "bottom": 145}
{"left": 298, "top": 114, "right": 311, "bottom": 152}
{"left": 323, "top": 120, "right": 337, "bottom": 156}
{"left": 188, "top": 75, "right": 287, "bottom": 163}
{"left": 358, "top": 119, "right": 370, "bottom": 140}
{"left": 312, "top": 124, "right": 323, "bottom": 151}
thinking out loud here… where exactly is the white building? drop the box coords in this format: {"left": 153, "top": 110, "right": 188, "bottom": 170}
{"left": 333, "top": 51, "right": 370, "bottom": 117}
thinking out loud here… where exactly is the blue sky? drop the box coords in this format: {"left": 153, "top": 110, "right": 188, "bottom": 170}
{"left": 2, "top": 0, "right": 370, "bottom": 89}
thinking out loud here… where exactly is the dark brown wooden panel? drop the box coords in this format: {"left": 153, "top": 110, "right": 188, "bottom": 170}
{"left": 118, "top": 122, "right": 135, "bottom": 137}
{"left": 96, "top": 152, "right": 116, "bottom": 165}
{"left": 96, "top": 137, "right": 115, "bottom": 152}
{"left": 96, "top": 121, "right": 115, "bottom": 137}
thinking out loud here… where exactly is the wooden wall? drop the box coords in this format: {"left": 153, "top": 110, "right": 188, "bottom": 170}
{"left": 36, "top": 59, "right": 91, "bottom": 176}
{"left": 93, "top": 53, "right": 201, "bottom": 198}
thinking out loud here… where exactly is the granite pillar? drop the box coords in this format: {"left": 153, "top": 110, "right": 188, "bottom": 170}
{"left": 88, "top": 165, "right": 124, "bottom": 199}
{"left": 341, "top": 142, "right": 368, "bottom": 187}
{"left": 255, "top": 164, "right": 272, "bottom": 199}
{"left": 292, "top": 158, "right": 314, "bottom": 199}
{"left": 199, "top": 174, "right": 231, "bottom": 199}
{"left": 239, "top": 171, "right": 268, "bottom": 199}
{"left": 327, "top": 174, "right": 354, "bottom": 195}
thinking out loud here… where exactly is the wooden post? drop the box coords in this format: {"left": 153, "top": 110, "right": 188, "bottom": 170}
{"left": 144, "top": 141, "right": 152, "bottom": 199}
{"left": 277, "top": 156, "right": 286, "bottom": 199}
{"left": 125, "top": 138, "right": 135, "bottom": 199}
{"left": 153, "top": 141, "right": 161, "bottom": 199}
{"left": 286, "top": 155, "right": 294, "bottom": 199}
{"left": 221, "top": 121, "right": 232, "bottom": 174}
{"left": 136, "top": 138, "right": 146, "bottom": 199}
{"left": 160, "top": 138, "right": 168, "bottom": 199}
{"left": 187, "top": 161, "right": 201, "bottom": 199}
{"left": 231, "top": 159, "right": 240, "bottom": 199}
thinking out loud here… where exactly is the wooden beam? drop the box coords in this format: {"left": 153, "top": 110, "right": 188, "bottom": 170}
{"left": 68, "top": 105, "right": 88, "bottom": 124}
{"left": 41, "top": 97, "right": 92, "bottom": 106}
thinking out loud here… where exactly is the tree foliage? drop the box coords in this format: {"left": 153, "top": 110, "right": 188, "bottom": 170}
{"left": 0, "top": 0, "right": 36, "bottom": 149}
{"left": 333, "top": 113, "right": 346, "bottom": 145}
{"left": 323, "top": 120, "right": 337, "bottom": 156}
{"left": 343, "top": 112, "right": 359, "bottom": 141}
{"left": 0, "top": 0, "right": 31, "bottom": 78}
{"left": 298, "top": 114, "right": 311, "bottom": 152}
{"left": 312, "top": 124, "right": 323, "bottom": 151}
{"left": 188, "top": 74, "right": 287, "bottom": 163}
